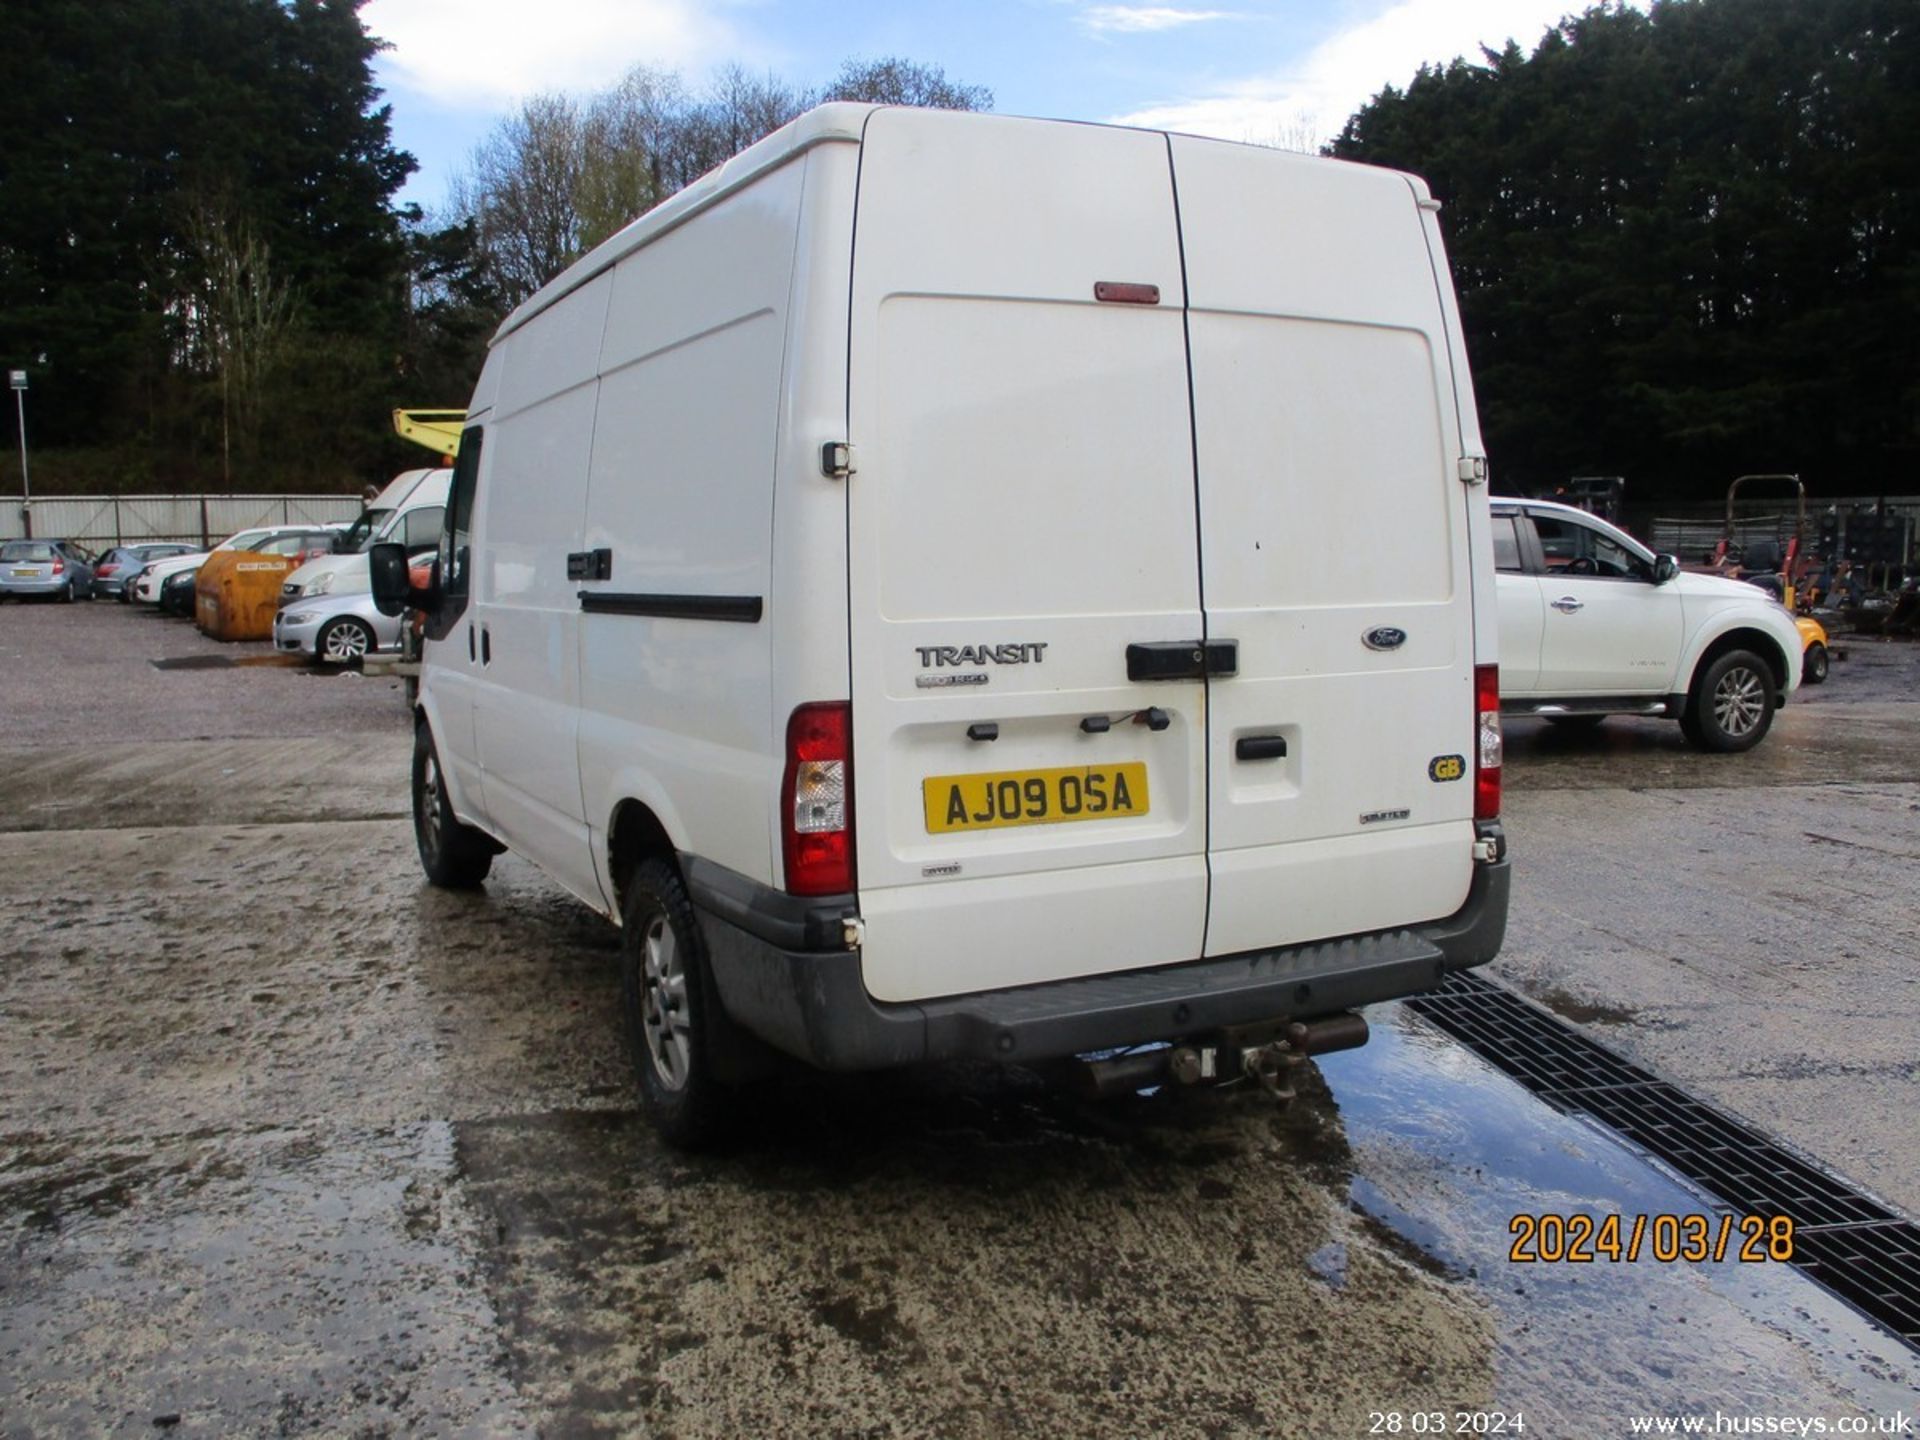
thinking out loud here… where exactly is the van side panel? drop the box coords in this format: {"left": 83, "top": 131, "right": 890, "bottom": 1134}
{"left": 469, "top": 271, "right": 612, "bottom": 909}
{"left": 577, "top": 161, "right": 805, "bottom": 896}
{"left": 764, "top": 145, "right": 859, "bottom": 848}
{"left": 847, "top": 109, "right": 1209, "bottom": 1004}
{"left": 1168, "top": 138, "right": 1479, "bottom": 957}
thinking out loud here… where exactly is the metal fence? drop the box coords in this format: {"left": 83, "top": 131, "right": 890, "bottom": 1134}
{"left": 2, "top": 494, "right": 363, "bottom": 550}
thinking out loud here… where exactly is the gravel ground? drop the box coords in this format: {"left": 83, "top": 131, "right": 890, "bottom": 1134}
{"left": 0, "top": 596, "right": 409, "bottom": 745}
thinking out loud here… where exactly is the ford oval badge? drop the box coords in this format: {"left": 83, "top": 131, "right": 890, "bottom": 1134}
{"left": 1363, "top": 626, "right": 1408, "bottom": 652}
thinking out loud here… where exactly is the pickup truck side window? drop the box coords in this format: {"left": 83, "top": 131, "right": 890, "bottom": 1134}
{"left": 1532, "top": 513, "right": 1654, "bottom": 581}
{"left": 1492, "top": 514, "right": 1525, "bottom": 572}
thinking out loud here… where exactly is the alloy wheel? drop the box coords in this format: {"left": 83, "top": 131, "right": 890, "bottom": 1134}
{"left": 639, "top": 914, "right": 692, "bottom": 1091}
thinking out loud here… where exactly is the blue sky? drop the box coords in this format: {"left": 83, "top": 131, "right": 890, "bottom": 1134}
{"left": 363, "top": 0, "right": 1614, "bottom": 212}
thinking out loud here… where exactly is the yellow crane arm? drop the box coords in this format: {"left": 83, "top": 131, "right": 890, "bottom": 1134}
{"left": 391, "top": 408, "right": 467, "bottom": 459}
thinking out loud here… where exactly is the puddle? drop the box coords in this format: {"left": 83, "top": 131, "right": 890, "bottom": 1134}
{"left": 149, "top": 654, "right": 306, "bottom": 671}
{"left": 1319, "top": 1005, "right": 1918, "bottom": 1425}
{"left": 1535, "top": 988, "right": 1640, "bottom": 1026}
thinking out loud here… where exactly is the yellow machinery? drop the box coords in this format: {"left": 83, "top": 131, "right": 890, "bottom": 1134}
{"left": 390, "top": 409, "right": 465, "bottom": 460}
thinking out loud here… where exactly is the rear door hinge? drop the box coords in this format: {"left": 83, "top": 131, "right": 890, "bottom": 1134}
{"left": 821, "top": 442, "right": 856, "bottom": 480}
{"left": 1457, "top": 455, "right": 1489, "bottom": 486}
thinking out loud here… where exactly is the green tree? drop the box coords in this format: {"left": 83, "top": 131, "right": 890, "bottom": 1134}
{"left": 1332, "top": 0, "right": 1920, "bottom": 500}
{"left": 0, "top": 0, "right": 414, "bottom": 489}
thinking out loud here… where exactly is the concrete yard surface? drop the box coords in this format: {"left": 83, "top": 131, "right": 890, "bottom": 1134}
{"left": 1, "top": 601, "right": 1916, "bottom": 1436}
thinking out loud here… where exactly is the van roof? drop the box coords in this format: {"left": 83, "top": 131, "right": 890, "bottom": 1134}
{"left": 495, "top": 103, "right": 878, "bottom": 343}
{"left": 497, "top": 104, "right": 1434, "bottom": 346}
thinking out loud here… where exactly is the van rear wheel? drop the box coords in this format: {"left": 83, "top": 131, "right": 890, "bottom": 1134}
{"left": 412, "top": 722, "right": 495, "bottom": 887}
{"left": 620, "top": 859, "right": 731, "bottom": 1150}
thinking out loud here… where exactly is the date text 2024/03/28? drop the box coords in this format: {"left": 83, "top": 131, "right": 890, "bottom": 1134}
{"left": 923, "top": 763, "right": 1150, "bottom": 834}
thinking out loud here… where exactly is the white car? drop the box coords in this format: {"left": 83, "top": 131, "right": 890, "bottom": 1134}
{"left": 1493, "top": 498, "right": 1803, "bottom": 751}
{"left": 128, "top": 526, "right": 342, "bottom": 606}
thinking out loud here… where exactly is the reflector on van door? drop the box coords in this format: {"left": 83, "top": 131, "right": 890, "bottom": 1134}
{"left": 1093, "top": 282, "right": 1160, "bottom": 305}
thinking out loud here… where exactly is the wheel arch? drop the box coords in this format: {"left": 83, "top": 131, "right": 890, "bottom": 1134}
{"left": 1686, "top": 626, "right": 1791, "bottom": 699}
{"left": 607, "top": 798, "right": 684, "bottom": 922}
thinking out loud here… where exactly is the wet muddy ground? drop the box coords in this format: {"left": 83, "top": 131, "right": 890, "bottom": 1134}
{"left": 2, "top": 603, "right": 1915, "bottom": 1436}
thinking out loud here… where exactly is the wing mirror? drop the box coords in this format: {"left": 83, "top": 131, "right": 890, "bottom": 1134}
{"left": 368, "top": 542, "right": 412, "bottom": 616}
{"left": 1653, "top": 553, "right": 1679, "bottom": 585}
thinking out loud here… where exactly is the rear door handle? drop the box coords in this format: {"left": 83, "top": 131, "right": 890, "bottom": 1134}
{"left": 481, "top": 628, "right": 491, "bottom": 664}
{"left": 1236, "top": 735, "right": 1289, "bottom": 761}
{"left": 1552, "top": 596, "right": 1584, "bottom": 613}
{"left": 1126, "top": 639, "right": 1238, "bottom": 681}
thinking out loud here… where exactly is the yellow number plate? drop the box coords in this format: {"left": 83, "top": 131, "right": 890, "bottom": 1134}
{"left": 923, "top": 762, "right": 1149, "bottom": 834}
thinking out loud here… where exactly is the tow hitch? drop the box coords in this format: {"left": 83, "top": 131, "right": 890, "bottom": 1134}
{"left": 1066, "top": 1012, "right": 1371, "bottom": 1101}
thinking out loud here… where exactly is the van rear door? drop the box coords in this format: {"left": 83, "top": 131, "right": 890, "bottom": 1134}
{"left": 1168, "top": 137, "right": 1479, "bottom": 957}
{"left": 845, "top": 110, "right": 1207, "bottom": 1005}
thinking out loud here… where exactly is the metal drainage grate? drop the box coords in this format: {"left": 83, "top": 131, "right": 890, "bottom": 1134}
{"left": 1407, "top": 972, "right": 1920, "bottom": 1350}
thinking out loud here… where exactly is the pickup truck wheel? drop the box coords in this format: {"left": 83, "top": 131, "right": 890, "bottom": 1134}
{"left": 412, "top": 722, "right": 494, "bottom": 887}
{"left": 1802, "top": 642, "right": 1829, "bottom": 685}
{"left": 620, "top": 859, "right": 731, "bottom": 1150}
{"left": 1686, "top": 649, "right": 1776, "bottom": 752}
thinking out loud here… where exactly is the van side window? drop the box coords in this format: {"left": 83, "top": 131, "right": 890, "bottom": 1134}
{"left": 429, "top": 429, "right": 482, "bottom": 640}
{"left": 1492, "top": 515, "right": 1524, "bottom": 572}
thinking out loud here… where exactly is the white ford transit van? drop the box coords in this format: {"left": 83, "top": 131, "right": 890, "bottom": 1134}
{"left": 372, "top": 104, "right": 1510, "bottom": 1145}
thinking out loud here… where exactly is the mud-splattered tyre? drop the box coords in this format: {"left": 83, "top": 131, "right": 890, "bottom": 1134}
{"left": 412, "top": 721, "right": 495, "bottom": 888}
{"left": 620, "top": 858, "right": 732, "bottom": 1150}
{"left": 1802, "top": 642, "right": 1829, "bottom": 686}
{"left": 1685, "top": 649, "right": 1777, "bottom": 753}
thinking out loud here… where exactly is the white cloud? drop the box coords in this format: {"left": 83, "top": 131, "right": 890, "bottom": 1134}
{"left": 1108, "top": 0, "right": 1642, "bottom": 146}
{"left": 364, "top": 0, "right": 734, "bottom": 109}
{"left": 1081, "top": 6, "right": 1239, "bottom": 34}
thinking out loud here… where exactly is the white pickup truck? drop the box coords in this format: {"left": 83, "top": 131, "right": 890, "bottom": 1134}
{"left": 1493, "top": 498, "right": 1803, "bottom": 751}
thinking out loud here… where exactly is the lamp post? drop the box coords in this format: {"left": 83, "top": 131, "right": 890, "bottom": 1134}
{"left": 8, "top": 369, "right": 27, "bottom": 539}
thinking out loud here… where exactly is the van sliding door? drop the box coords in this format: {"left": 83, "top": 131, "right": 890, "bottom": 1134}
{"left": 845, "top": 110, "right": 1207, "bottom": 1006}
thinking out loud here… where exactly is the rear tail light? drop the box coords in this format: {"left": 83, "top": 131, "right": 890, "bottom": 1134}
{"left": 51, "top": 557, "right": 64, "bottom": 575}
{"left": 97, "top": 564, "right": 118, "bottom": 577}
{"left": 1474, "top": 664, "right": 1502, "bottom": 821}
{"left": 782, "top": 702, "right": 854, "bottom": 895}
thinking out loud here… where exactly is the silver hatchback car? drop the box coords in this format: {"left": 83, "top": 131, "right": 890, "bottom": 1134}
{"left": 0, "top": 540, "right": 97, "bottom": 601}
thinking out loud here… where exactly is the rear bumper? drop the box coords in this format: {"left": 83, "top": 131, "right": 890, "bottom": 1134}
{"left": 692, "top": 834, "right": 1510, "bottom": 1073}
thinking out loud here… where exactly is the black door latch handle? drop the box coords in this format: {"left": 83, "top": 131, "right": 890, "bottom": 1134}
{"left": 1126, "top": 639, "right": 1237, "bottom": 681}
{"left": 966, "top": 722, "right": 998, "bottom": 742}
{"left": 566, "top": 548, "right": 613, "bottom": 581}
{"left": 1236, "top": 734, "right": 1288, "bottom": 761}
